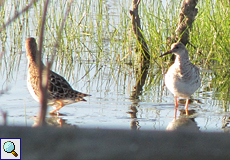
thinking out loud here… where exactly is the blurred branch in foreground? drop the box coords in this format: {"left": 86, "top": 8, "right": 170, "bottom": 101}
{"left": 37, "top": 0, "right": 74, "bottom": 126}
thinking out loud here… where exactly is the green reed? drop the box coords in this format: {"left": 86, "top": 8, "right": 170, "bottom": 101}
{"left": 1, "top": 0, "right": 229, "bottom": 67}
{"left": 189, "top": 0, "right": 230, "bottom": 65}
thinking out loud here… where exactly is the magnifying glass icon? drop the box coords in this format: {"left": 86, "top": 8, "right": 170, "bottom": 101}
{"left": 3, "top": 141, "right": 18, "bottom": 157}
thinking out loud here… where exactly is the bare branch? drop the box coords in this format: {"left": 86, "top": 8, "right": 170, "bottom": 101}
{"left": 37, "top": 0, "right": 74, "bottom": 126}
{"left": 37, "top": 0, "right": 50, "bottom": 126}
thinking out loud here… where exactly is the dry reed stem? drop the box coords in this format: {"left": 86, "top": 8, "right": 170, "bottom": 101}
{"left": 0, "top": 0, "right": 38, "bottom": 33}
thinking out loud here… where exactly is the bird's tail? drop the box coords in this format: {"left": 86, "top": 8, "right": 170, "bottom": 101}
{"left": 74, "top": 91, "right": 91, "bottom": 102}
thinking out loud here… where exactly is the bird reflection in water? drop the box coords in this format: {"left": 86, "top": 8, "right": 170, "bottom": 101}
{"left": 32, "top": 114, "right": 77, "bottom": 128}
{"left": 166, "top": 109, "right": 200, "bottom": 132}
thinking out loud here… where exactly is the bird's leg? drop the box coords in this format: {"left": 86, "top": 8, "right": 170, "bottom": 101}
{"left": 174, "top": 96, "right": 178, "bottom": 119}
{"left": 185, "top": 99, "right": 189, "bottom": 115}
{"left": 50, "top": 100, "right": 63, "bottom": 115}
{"left": 175, "top": 96, "right": 178, "bottom": 107}
{"left": 174, "top": 105, "right": 178, "bottom": 119}
{"left": 57, "top": 118, "right": 62, "bottom": 126}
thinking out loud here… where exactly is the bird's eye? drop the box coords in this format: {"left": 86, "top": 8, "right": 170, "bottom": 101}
{"left": 174, "top": 46, "right": 179, "bottom": 49}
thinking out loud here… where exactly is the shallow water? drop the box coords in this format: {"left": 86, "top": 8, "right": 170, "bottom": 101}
{"left": 1, "top": 0, "right": 230, "bottom": 132}
{"left": 1, "top": 53, "right": 229, "bottom": 132}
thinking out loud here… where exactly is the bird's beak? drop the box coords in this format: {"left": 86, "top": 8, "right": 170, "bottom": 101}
{"left": 159, "top": 50, "right": 172, "bottom": 57}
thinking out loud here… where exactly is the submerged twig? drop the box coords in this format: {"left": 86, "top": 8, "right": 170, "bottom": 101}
{"left": 0, "top": 86, "right": 9, "bottom": 126}
{"left": 0, "top": 108, "right": 7, "bottom": 126}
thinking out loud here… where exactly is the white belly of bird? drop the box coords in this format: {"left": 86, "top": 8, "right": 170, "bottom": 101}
{"left": 165, "top": 66, "right": 200, "bottom": 99}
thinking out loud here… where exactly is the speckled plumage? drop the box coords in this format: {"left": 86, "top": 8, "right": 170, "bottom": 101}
{"left": 26, "top": 37, "right": 90, "bottom": 114}
{"left": 161, "top": 42, "right": 201, "bottom": 115}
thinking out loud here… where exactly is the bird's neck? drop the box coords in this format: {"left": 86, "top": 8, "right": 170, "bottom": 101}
{"left": 174, "top": 54, "right": 190, "bottom": 66}
{"left": 28, "top": 58, "right": 46, "bottom": 72}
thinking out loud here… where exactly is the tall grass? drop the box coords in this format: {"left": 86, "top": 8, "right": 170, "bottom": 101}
{"left": 189, "top": 0, "right": 230, "bottom": 65}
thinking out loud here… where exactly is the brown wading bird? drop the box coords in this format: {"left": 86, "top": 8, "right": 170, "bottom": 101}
{"left": 160, "top": 43, "right": 201, "bottom": 115}
{"left": 26, "top": 37, "right": 90, "bottom": 114}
